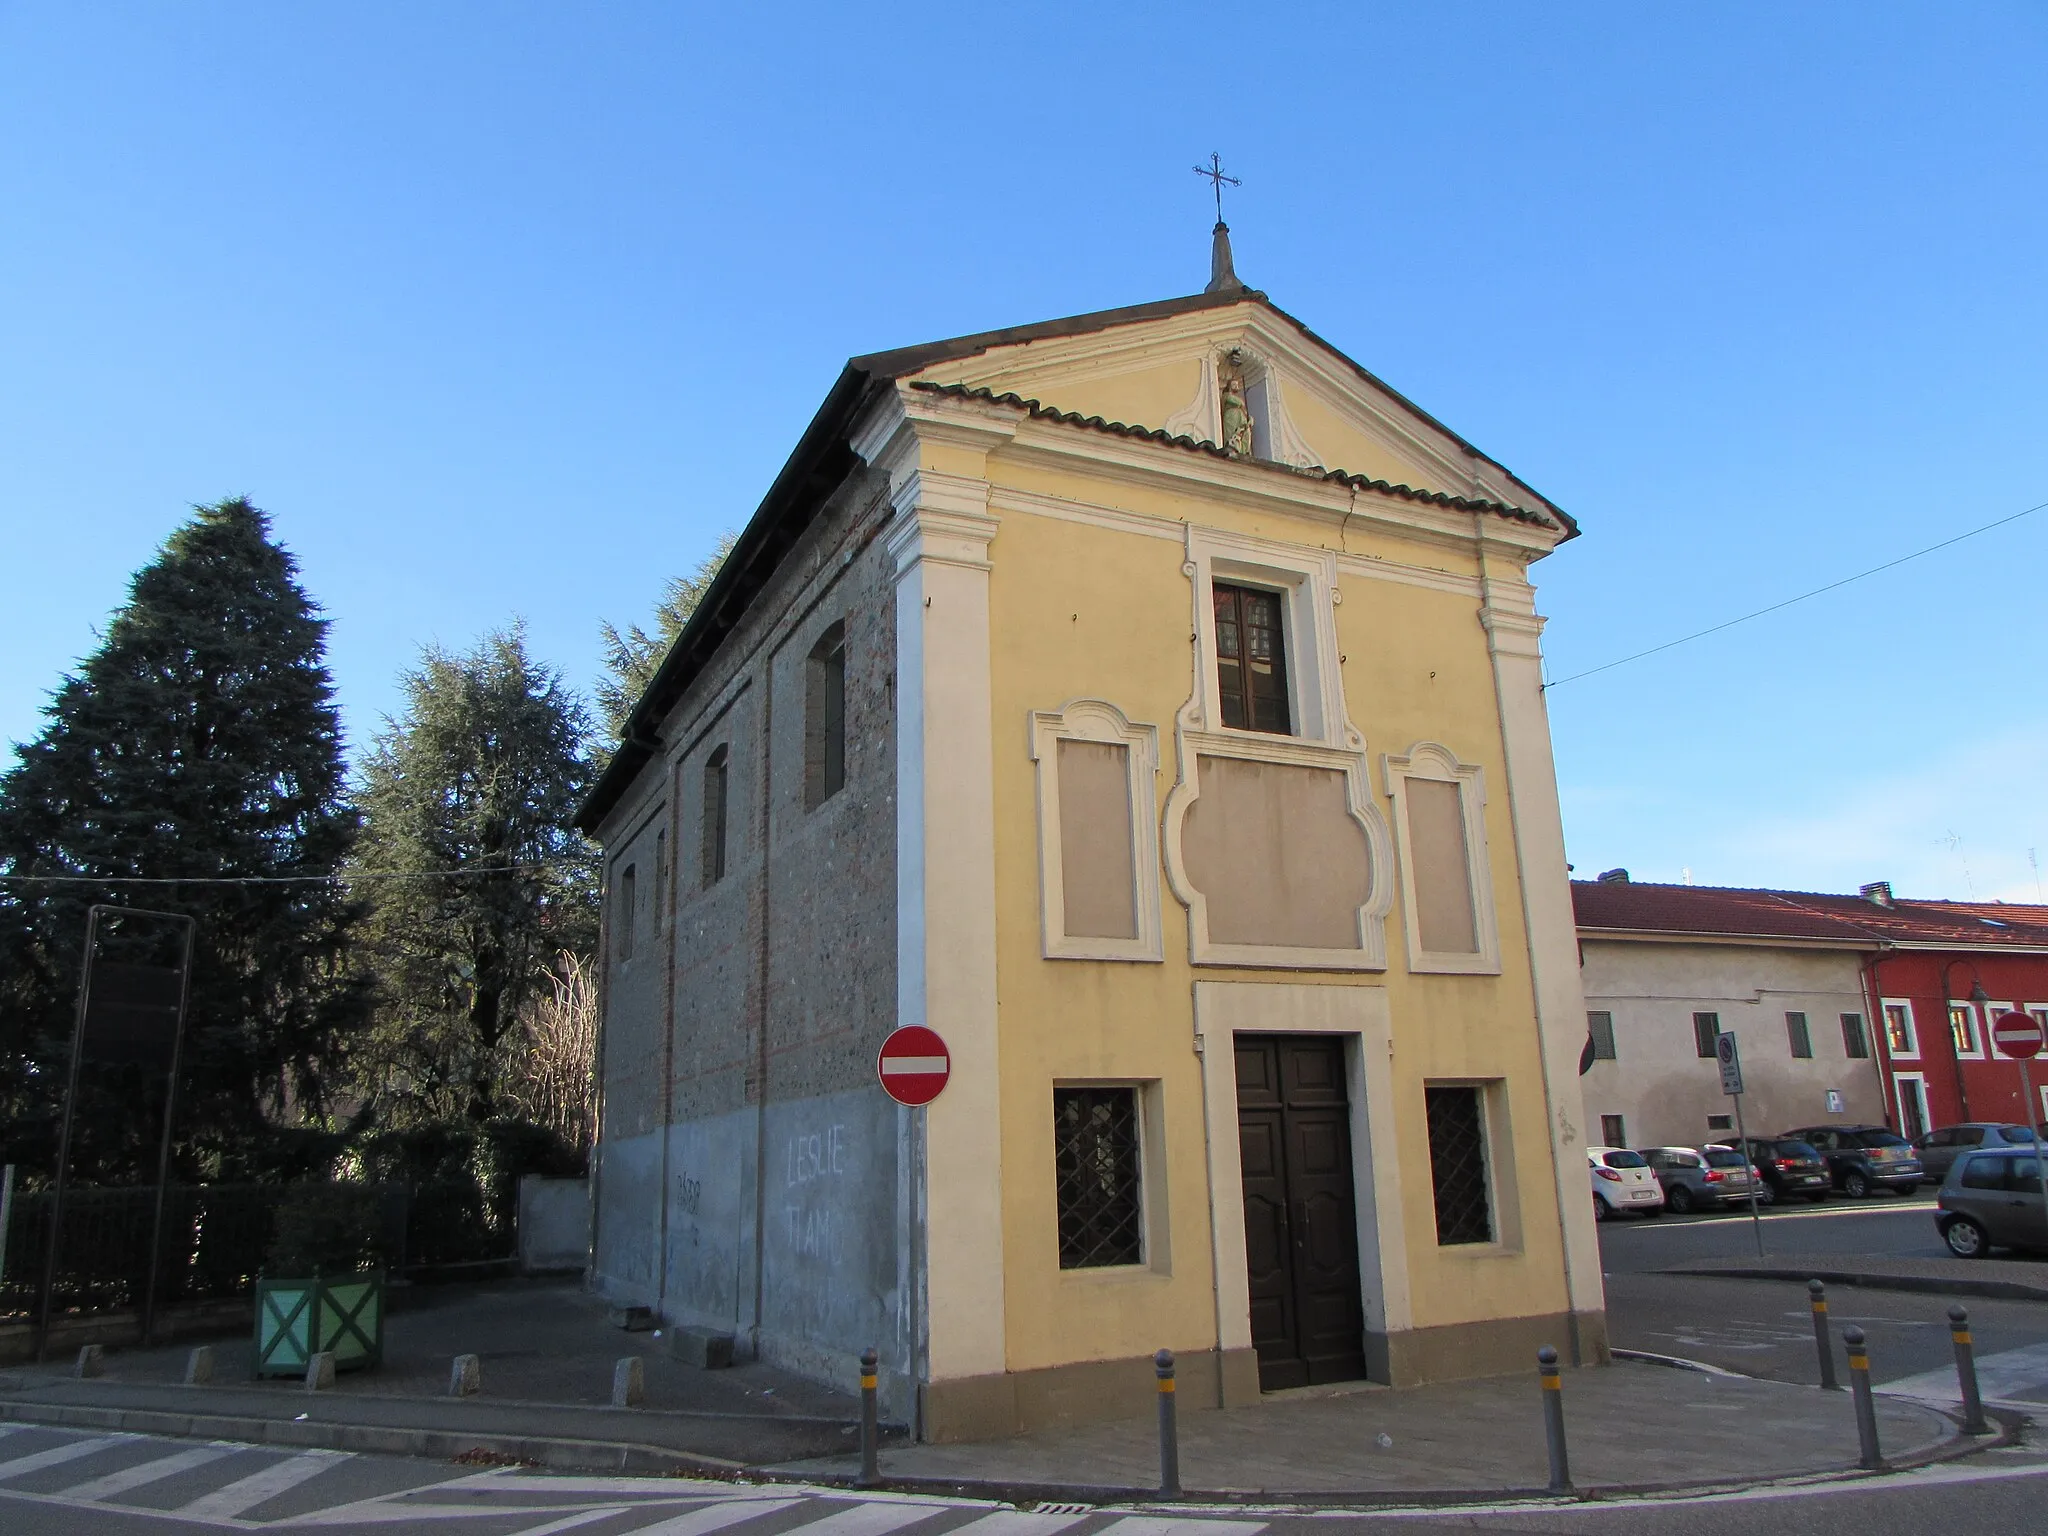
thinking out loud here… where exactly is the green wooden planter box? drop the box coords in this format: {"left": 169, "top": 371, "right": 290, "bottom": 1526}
{"left": 254, "top": 1271, "right": 385, "bottom": 1377}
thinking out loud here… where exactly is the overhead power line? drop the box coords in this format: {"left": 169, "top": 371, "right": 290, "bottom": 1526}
{"left": 0, "top": 865, "right": 570, "bottom": 887}
{"left": 1543, "top": 495, "right": 2048, "bottom": 691}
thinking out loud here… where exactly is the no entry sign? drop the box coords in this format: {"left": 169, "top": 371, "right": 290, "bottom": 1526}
{"left": 1992, "top": 1010, "right": 2045, "bottom": 1060}
{"left": 878, "top": 1025, "right": 951, "bottom": 1106}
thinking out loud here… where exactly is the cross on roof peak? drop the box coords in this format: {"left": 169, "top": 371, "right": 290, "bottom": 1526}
{"left": 1192, "top": 153, "right": 1240, "bottom": 224}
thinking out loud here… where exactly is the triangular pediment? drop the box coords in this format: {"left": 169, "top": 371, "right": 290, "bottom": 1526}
{"left": 874, "top": 293, "right": 1560, "bottom": 523}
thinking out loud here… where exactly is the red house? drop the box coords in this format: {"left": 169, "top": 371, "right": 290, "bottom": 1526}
{"left": 1845, "top": 882, "right": 2048, "bottom": 1136}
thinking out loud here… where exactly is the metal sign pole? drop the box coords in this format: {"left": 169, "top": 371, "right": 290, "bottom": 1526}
{"left": 1731, "top": 1090, "right": 1764, "bottom": 1258}
{"left": 0, "top": 1164, "right": 14, "bottom": 1292}
{"left": 2022, "top": 1056, "right": 2048, "bottom": 1236}
{"left": 140, "top": 914, "right": 196, "bottom": 1345}
{"left": 1717, "top": 1033, "right": 1764, "bottom": 1258}
{"left": 36, "top": 905, "right": 105, "bottom": 1363}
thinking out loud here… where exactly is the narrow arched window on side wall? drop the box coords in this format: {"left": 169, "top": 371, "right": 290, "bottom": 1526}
{"left": 804, "top": 621, "right": 846, "bottom": 810}
{"left": 702, "top": 744, "right": 729, "bottom": 886}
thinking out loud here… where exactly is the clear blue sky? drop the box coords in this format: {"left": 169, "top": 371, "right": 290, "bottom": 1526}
{"left": 5, "top": 4, "right": 2045, "bottom": 901}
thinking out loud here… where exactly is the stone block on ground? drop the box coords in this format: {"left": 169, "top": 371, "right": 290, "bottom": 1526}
{"left": 449, "top": 1352, "right": 481, "bottom": 1396}
{"left": 607, "top": 1304, "right": 655, "bottom": 1332}
{"left": 305, "top": 1350, "right": 335, "bottom": 1391}
{"left": 668, "top": 1326, "right": 735, "bottom": 1370}
{"left": 183, "top": 1345, "right": 213, "bottom": 1385}
{"left": 612, "top": 1355, "right": 644, "bottom": 1408}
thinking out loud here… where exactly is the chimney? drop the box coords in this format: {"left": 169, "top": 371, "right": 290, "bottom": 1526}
{"left": 1859, "top": 881, "right": 1893, "bottom": 907}
{"left": 1596, "top": 868, "right": 1630, "bottom": 884}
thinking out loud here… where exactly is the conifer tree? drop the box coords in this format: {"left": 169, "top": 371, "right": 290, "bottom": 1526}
{"left": 595, "top": 532, "right": 735, "bottom": 743}
{"left": 351, "top": 627, "right": 597, "bottom": 1126}
{"left": 0, "top": 498, "right": 369, "bottom": 1180}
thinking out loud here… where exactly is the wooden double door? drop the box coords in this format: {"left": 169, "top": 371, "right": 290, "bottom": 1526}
{"left": 1235, "top": 1034, "right": 1368, "bottom": 1391}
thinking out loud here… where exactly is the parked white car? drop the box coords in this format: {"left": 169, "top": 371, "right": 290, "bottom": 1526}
{"left": 1589, "top": 1146, "right": 1664, "bottom": 1221}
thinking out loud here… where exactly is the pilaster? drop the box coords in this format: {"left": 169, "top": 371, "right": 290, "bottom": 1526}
{"left": 888, "top": 470, "right": 1008, "bottom": 1403}
{"left": 1477, "top": 546, "right": 1608, "bottom": 1346}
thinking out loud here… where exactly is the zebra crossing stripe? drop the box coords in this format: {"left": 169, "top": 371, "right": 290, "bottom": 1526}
{"left": 0, "top": 1434, "right": 139, "bottom": 1482}
{"left": 786, "top": 1501, "right": 949, "bottom": 1536}
{"left": 1093, "top": 1519, "right": 1268, "bottom": 1536}
{"left": 499, "top": 1507, "right": 632, "bottom": 1535}
{"left": 624, "top": 1496, "right": 806, "bottom": 1536}
{"left": 940, "top": 1512, "right": 1091, "bottom": 1536}
{"left": 173, "top": 1448, "right": 350, "bottom": 1519}
{"left": 60, "top": 1444, "right": 235, "bottom": 1501}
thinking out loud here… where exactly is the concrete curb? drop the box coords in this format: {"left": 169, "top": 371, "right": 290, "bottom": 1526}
{"left": 0, "top": 1388, "right": 2005, "bottom": 1510}
{"left": 0, "top": 1397, "right": 751, "bottom": 1479}
{"left": 813, "top": 1409, "right": 2016, "bottom": 1508}
{"left": 1665, "top": 1264, "right": 2048, "bottom": 1303}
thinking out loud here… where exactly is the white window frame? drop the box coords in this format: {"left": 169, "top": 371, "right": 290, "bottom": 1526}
{"left": 1881, "top": 997, "right": 1920, "bottom": 1060}
{"left": 1051, "top": 1077, "right": 1171, "bottom": 1278}
{"left": 1163, "top": 526, "right": 1395, "bottom": 970}
{"left": 1894, "top": 1072, "right": 1931, "bottom": 1139}
{"left": 1381, "top": 742, "right": 1501, "bottom": 975}
{"left": 1957, "top": 1001, "right": 2005, "bottom": 1062}
{"left": 1027, "top": 700, "right": 1162, "bottom": 963}
{"left": 1183, "top": 528, "right": 1348, "bottom": 747}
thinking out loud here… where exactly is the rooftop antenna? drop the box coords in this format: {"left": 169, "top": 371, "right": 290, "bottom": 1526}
{"left": 1192, "top": 153, "right": 1245, "bottom": 293}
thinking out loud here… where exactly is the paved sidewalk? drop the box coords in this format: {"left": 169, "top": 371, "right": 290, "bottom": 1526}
{"left": 0, "top": 1278, "right": 865, "bottom": 1468}
{"left": 776, "top": 1359, "right": 1968, "bottom": 1497}
{"left": 0, "top": 1278, "right": 1989, "bottom": 1499}
{"left": 1667, "top": 1251, "right": 2048, "bottom": 1302}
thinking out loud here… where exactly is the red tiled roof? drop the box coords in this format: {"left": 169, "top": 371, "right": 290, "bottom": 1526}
{"left": 1572, "top": 881, "right": 2048, "bottom": 950}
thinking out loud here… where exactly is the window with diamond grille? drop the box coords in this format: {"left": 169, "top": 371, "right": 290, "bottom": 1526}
{"left": 1424, "top": 1085, "right": 1493, "bottom": 1246}
{"left": 1052, "top": 1087, "right": 1144, "bottom": 1268}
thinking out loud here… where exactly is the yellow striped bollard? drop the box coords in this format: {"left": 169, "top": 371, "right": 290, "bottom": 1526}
{"left": 1808, "top": 1279, "right": 1840, "bottom": 1390}
{"left": 858, "top": 1346, "right": 879, "bottom": 1486}
{"left": 1948, "top": 1305, "right": 1990, "bottom": 1435}
{"left": 1537, "top": 1346, "right": 1571, "bottom": 1492}
{"left": 1155, "top": 1348, "right": 1180, "bottom": 1496}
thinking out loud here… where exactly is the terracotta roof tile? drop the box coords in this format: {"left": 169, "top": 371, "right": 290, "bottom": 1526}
{"left": 1573, "top": 881, "right": 2048, "bottom": 949}
{"left": 909, "top": 382, "right": 1558, "bottom": 529}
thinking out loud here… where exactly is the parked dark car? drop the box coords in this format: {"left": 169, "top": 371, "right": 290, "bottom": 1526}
{"left": 1934, "top": 1148, "right": 2048, "bottom": 1258}
{"left": 1781, "top": 1124, "right": 1923, "bottom": 1197}
{"left": 1914, "top": 1123, "right": 2038, "bottom": 1181}
{"left": 1637, "top": 1146, "right": 1760, "bottom": 1213}
{"left": 1716, "top": 1136, "right": 1832, "bottom": 1202}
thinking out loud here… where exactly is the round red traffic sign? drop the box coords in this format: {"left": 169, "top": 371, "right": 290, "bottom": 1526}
{"left": 877, "top": 1025, "right": 951, "bottom": 1106}
{"left": 1992, "top": 1010, "right": 2045, "bottom": 1060}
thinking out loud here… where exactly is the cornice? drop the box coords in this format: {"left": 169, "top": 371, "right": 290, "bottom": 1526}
{"left": 886, "top": 480, "right": 1000, "bottom": 576}
{"left": 851, "top": 385, "right": 1024, "bottom": 487}
{"left": 993, "top": 411, "right": 1559, "bottom": 562}
{"left": 920, "top": 301, "right": 1538, "bottom": 514}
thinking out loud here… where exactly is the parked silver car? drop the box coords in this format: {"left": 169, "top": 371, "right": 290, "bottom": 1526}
{"left": 1934, "top": 1148, "right": 2047, "bottom": 1258}
{"left": 1914, "top": 1123, "right": 2037, "bottom": 1182}
{"left": 1638, "top": 1146, "right": 1761, "bottom": 1214}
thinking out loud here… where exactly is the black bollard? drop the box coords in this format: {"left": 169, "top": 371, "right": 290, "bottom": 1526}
{"left": 1948, "top": 1306, "right": 1990, "bottom": 1435}
{"left": 1842, "top": 1326, "right": 1885, "bottom": 1470}
{"left": 1538, "top": 1346, "right": 1571, "bottom": 1492}
{"left": 1808, "top": 1279, "right": 1840, "bottom": 1391}
{"left": 858, "top": 1347, "right": 879, "bottom": 1487}
{"left": 1155, "top": 1348, "right": 1180, "bottom": 1496}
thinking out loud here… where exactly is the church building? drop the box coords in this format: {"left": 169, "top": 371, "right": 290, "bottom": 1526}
{"left": 576, "top": 227, "right": 1606, "bottom": 1442}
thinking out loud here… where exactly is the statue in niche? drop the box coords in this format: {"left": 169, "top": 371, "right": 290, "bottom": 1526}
{"left": 1217, "top": 351, "right": 1255, "bottom": 459}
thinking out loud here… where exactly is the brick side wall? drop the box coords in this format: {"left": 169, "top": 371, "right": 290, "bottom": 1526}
{"left": 591, "top": 461, "right": 906, "bottom": 1399}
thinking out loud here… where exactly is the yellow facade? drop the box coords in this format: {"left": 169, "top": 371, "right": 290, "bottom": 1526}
{"left": 858, "top": 292, "right": 1605, "bottom": 1433}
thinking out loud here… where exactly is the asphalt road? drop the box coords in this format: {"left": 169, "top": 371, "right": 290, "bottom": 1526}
{"left": 1594, "top": 1191, "right": 1947, "bottom": 1273}
{"left": 1595, "top": 1190, "right": 2048, "bottom": 1405}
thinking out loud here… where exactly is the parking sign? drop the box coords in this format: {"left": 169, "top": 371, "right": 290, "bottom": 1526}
{"left": 1716, "top": 1032, "right": 1744, "bottom": 1096}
